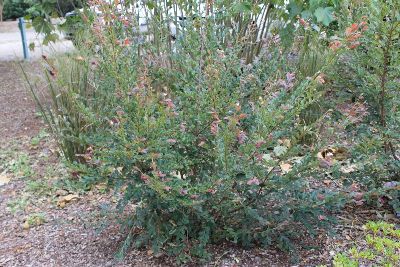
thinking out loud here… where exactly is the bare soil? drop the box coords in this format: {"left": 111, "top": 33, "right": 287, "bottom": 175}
{"left": 0, "top": 61, "right": 398, "bottom": 267}
{"left": 0, "top": 62, "right": 43, "bottom": 141}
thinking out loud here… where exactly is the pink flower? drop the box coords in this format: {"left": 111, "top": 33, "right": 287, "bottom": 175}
{"left": 166, "top": 139, "right": 177, "bottom": 144}
{"left": 190, "top": 194, "right": 199, "bottom": 199}
{"left": 138, "top": 148, "right": 148, "bottom": 154}
{"left": 286, "top": 72, "right": 295, "bottom": 84}
{"left": 180, "top": 189, "right": 188, "bottom": 196}
{"left": 116, "top": 110, "right": 125, "bottom": 116}
{"left": 164, "top": 186, "right": 171, "bottom": 192}
{"left": 141, "top": 174, "right": 150, "bottom": 183}
{"left": 207, "top": 188, "right": 216, "bottom": 194}
{"left": 353, "top": 192, "right": 364, "bottom": 201}
{"left": 247, "top": 177, "right": 260, "bottom": 185}
{"left": 164, "top": 98, "right": 175, "bottom": 109}
{"left": 211, "top": 121, "right": 219, "bottom": 135}
{"left": 123, "top": 38, "right": 130, "bottom": 46}
{"left": 180, "top": 123, "right": 187, "bottom": 133}
{"left": 254, "top": 153, "right": 263, "bottom": 162}
{"left": 329, "top": 40, "right": 342, "bottom": 51}
{"left": 237, "top": 131, "right": 247, "bottom": 144}
{"left": 255, "top": 140, "right": 266, "bottom": 149}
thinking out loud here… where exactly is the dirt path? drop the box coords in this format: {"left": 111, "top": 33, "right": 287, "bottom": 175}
{"left": 0, "top": 62, "right": 43, "bottom": 141}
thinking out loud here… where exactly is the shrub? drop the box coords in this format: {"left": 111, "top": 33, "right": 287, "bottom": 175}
{"left": 65, "top": 2, "right": 349, "bottom": 262}
{"left": 2, "top": 0, "right": 31, "bottom": 20}
{"left": 323, "top": 0, "right": 399, "bottom": 214}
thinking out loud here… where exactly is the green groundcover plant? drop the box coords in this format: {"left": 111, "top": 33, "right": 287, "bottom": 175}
{"left": 333, "top": 221, "right": 400, "bottom": 267}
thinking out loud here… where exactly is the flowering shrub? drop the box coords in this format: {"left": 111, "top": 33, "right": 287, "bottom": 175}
{"left": 63, "top": 2, "right": 349, "bottom": 261}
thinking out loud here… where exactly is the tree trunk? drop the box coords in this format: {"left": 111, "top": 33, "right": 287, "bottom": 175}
{"left": 0, "top": 0, "right": 3, "bottom": 22}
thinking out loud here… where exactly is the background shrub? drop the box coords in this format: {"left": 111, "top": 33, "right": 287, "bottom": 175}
{"left": 2, "top": 0, "right": 31, "bottom": 19}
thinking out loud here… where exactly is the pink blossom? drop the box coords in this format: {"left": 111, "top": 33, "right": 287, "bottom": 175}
{"left": 255, "top": 140, "right": 266, "bottom": 149}
{"left": 254, "top": 153, "right": 263, "bottom": 162}
{"left": 164, "top": 98, "right": 175, "bottom": 109}
{"left": 207, "top": 188, "right": 216, "bottom": 194}
{"left": 211, "top": 121, "right": 219, "bottom": 135}
{"left": 167, "top": 139, "right": 177, "bottom": 144}
{"left": 141, "top": 174, "right": 150, "bottom": 183}
{"left": 237, "top": 131, "right": 247, "bottom": 144}
{"left": 247, "top": 177, "right": 260, "bottom": 186}
{"left": 180, "top": 123, "right": 187, "bottom": 133}
{"left": 156, "top": 171, "right": 166, "bottom": 178}
{"left": 286, "top": 72, "right": 295, "bottom": 84}
{"left": 180, "top": 189, "right": 188, "bottom": 196}
{"left": 138, "top": 148, "right": 148, "bottom": 154}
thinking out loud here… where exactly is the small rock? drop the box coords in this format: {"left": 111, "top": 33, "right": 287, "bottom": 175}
{"left": 22, "top": 221, "right": 30, "bottom": 230}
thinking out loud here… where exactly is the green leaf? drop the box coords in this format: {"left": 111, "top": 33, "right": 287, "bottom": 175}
{"left": 233, "top": 2, "right": 252, "bottom": 14}
{"left": 146, "top": 1, "right": 156, "bottom": 10}
{"left": 32, "top": 16, "right": 54, "bottom": 35}
{"left": 29, "top": 42, "right": 35, "bottom": 51}
{"left": 309, "top": 0, "right": 322, "bottom": 11}
{"left": 301, "top": 10, "right": 313, "bottom": 19}
{"left": 314, "top": 7, "right": 334, "bottom": 26}
{"left": 287, "top": 1, "right": 303, "bottom": 18}
{"left": 43, "top": 33, "right": 59, "bottom": 45}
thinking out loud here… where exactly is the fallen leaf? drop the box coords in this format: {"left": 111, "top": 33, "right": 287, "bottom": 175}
{"left": 0, "top": 173, "right": 11, "bottom": 186}
{"left": 57, "top": 194, "right": 79, "bottom": 207}
{"left": 63, "top": 194, "right": 79, "bottom": 202}
{"left": 75, "top": 56, "right": 85, "bottom": 61}
{"left": 280, "top": 163, "right": 292, "bottom": 174}
{"left": 22, "top": 221, "right": 30, "bottom": 230}
{"left": 340, "top": 164, "right": 357, "bottom": 174}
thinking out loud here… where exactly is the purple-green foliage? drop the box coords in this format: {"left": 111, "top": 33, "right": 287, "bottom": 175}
{"left": 82, "top": 18, "right": 345, "bottom": 262}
